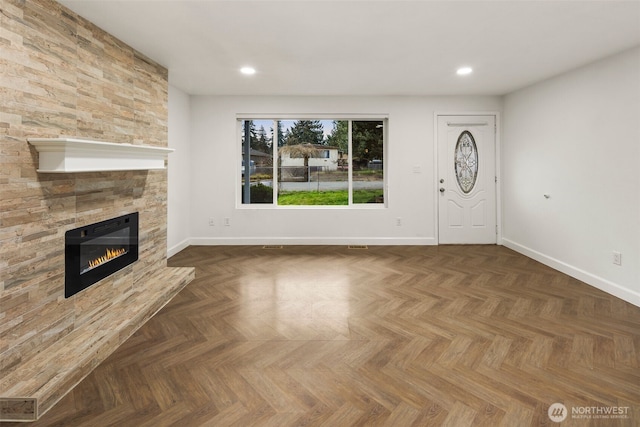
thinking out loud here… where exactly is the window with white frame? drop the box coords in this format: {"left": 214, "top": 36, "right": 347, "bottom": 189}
{"left": 240, "top": 118, "right": 386, "bottom": 206}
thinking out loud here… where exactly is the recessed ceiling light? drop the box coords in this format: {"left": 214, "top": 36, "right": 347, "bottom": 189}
{"left": 456, "top": 67, "right": 473, "bottom": 76}
{"left": 240, "top": 66, "right": 256, "bottom": 75}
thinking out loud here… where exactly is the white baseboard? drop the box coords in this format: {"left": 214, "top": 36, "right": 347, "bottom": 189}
{"left": 167, "top": 238, "right": 190, "bottom": 258}
{"left": 502, "top": 238, "right": 640, "bottom": 308}
{"left": 188, "top": 237, "right": 437, "bottom": 246}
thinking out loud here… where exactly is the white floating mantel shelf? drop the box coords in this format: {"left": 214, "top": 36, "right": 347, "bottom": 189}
{"left": 27, "top": 138, "right": 174, "bottom": 173}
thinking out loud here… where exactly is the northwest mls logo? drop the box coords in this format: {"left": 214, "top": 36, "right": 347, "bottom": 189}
{"left": 548, "top": 403, "right": 568, "bottom": 423}
{"left": 548, "top": 403, "right": 631, "bottom": 422}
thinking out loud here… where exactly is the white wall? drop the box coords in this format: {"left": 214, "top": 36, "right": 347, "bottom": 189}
{"left": 502, "top": 47, "right": 640, "bottom": 306}
{"left": 189, "top": 96, "right": 501, "bottom": 245}
{"left": 167, "top": 85, "right": 192, "bottom": 257}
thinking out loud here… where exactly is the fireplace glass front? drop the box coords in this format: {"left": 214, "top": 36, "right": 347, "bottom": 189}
{"left": 65, "top": 213, "right": 139, "bottom": 298}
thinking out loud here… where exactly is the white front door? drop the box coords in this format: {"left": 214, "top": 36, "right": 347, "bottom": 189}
{"left": 437, "top": 115, "right": 496, "bottom": 244}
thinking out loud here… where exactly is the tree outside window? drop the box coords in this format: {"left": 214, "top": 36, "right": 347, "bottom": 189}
{"left": 241, "top": 118, "right": 385, "bottom": 206}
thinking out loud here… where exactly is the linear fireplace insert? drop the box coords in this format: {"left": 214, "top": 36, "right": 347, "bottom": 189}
{"left": 65, "top": 213, "right": 139, "bottom": 298}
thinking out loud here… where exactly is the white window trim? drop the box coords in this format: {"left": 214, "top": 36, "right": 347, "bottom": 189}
{"left": 238, "top": 116, "right": 388, "bottom": 209}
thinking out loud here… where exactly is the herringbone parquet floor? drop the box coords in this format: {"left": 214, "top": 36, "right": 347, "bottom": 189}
{"left": 11, "top": 245, "right": 640, "bottom": 426}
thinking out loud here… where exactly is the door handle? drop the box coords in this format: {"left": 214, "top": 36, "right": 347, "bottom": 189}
{"left": 439, "top": 188, "right": 445, "bottom": 193}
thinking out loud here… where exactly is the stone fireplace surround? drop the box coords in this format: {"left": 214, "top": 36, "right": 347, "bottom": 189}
{"left": 0, "top": 0, "right": 194, "bottom": 421}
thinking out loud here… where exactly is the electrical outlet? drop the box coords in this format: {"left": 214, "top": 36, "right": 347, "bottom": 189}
{"left": 224, "top": 217, "right": 231, "bottom": 227}
{"left": 613, "top": 251, "right": 622, "bottom": 266}
{"left": 396, "top": 217, "right": 402, "bottom": 226}
{"left": 209, "top": 217, "right": 215, "bottom": 226}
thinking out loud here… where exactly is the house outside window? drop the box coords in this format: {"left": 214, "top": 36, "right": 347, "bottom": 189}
{"left": 240, "top": 118, "right": 386, "bottom": 206}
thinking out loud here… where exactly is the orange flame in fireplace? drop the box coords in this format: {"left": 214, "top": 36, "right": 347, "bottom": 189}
{"left": 88, "top": 248, "right": 126, "bottom": 269}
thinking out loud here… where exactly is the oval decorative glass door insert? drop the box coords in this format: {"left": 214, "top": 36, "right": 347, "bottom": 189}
{"left": 454, "top": 131, "right": 478, "bottom": 194}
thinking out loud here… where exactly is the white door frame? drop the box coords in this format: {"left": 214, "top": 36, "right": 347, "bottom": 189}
{"left": 434, "top": 112, "right": 502, "bottom": 245}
